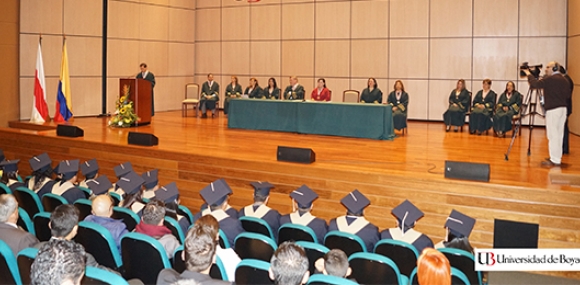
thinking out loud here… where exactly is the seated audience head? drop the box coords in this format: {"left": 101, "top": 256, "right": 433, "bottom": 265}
{"left": 0, "top": 194, "right": 19, "bottom": 224}
{"left": 29, "top": 153, "right": 53, "bottom": 190}
{"left": 183, "top": 224, "right": 217, "bottom": 274}
{"left": 394, "top": 80, "right": 405, "bottom": 92}
{"left": 367, "top": 78, "right": 377, "bottom": 89}
{"left": 80, "top": 159, "right": 99, "bottom": 180}
{"left": 269, "top": 78, "right": 277, "bottom": 89}
{"left": 456, "top": 79, "right": 465, "bottom": 91}
{"left": 391, "top": 199, "right": 424, "bottom": 232}
{"left": 31, "top": 239, "right": 86, "bottom": 285}
{"left": 142, "top": 169, "right": 159, "bottom": 191}
{"left": 323, "top": 249, "right": 351, "bottom": 278}
{"left": 142, "top": 200, "right": 166, "bottom": 226}
{"left": 444, "top": 210, "right": 476, "bottom": 253}
{"left": 482, "top": 79, "right": 492, "bottom": 91}
{"left": 317, "top": 78, "right": 326, "bottom": 89}
{"left": 50, "top": 204, "right": 80, "bottom": 240}
{"left": 0, "top": 159, "right": 20, "bottom": 184}
{"left": 200, "top": 179, "right": 232, "bottom": 212}
{"left": 417, "top": 248, "right": 451, "bottom": 285}
{"left": 155, "top": 182, "right": 181, "bottom": 220}
{"left": 57, "top": 160, "right": 80, "bottom": 185}
{"left": 194, "top": 214, "right": 220, "bottom": 240}
{"left": 269, "top": 242, "right": 309, "bottom": 285}
{"left": 290, "top": 185, "right": 318, "bottom": 214}
{"left": 340, "top": 189, "right": 370, "bottom": 217}
{"left": 91, "top": 194, "right": 114, "bottom": 218}
{"left": 250, "top": 181, "right": 274, "bottom": 205}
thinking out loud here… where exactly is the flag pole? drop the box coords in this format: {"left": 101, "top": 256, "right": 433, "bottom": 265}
{"left": 98, "top": 0, "right": 110, "bottom": 117}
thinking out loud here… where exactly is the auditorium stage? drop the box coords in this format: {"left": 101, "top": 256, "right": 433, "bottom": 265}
{"left": 2, "top": 110, "right": 580, "bottom": 278}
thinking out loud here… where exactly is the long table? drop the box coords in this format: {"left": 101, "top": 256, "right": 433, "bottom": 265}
{"left": 227, "top": 99, "right": 395, "bottom": 140}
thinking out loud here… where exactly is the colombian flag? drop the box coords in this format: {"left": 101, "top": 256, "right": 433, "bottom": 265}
{"left": 54, "top": 39, "right": 73, "bottom": 122}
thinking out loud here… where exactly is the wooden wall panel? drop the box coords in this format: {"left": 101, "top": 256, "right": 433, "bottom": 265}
{"left": 0, "top": 0, "right": 19, "bottom": 127}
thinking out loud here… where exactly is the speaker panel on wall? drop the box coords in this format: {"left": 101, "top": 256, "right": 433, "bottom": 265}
{"left": 444, "top": 160, "right": 490, "bottom": 182}
{"left": 493, "top": 219, "right": 539, "bottom": 248}
{"left": 277, "top": 146, "right": 315, "bottom": 164}
{"left": 128, "top": 132, "right": 158, "bottom": 146}
{"left": 56, "top": 125, "right": 84, "bottom": 138}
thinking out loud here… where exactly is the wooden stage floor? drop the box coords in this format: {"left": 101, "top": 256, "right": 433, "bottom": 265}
{"left": 2, "top": 111, "right": 580, "bottom": 278}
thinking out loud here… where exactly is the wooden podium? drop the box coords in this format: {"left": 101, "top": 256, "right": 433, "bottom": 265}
{"left": 120, "top": 78, "right": 152, "bottom": 126}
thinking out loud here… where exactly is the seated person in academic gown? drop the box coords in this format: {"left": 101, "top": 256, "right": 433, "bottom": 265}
{"left": 155, "top": 182, "right": 191, "bottom": 234}
{"left": 434, "top": 210, "right": 475, "bottom": 254}
{"left": 264, "top": 77, "right": 281, "bottom": 100}
{"left": 360, "top": 78, "right": 383, "bottom": 104}
{"left": 194, "top": 179, "right": 244, "bottom": 249}
{"left": 199, "top": 202, "right": 238, "bottom": 219}
{"left": 0, "top": 160, "right": 25, "bottom": 192}
{"left": 469, "top": 79, "right": 497, "bottom": 135}
{"left": 51, "top": 160, "right": 87, "bottom": 204}
{"left": 135, "top": 200, "right": 181, "bottom": 259}
{"left": 111, "top": 161, "right": 133, "bottom": 197}
{"left": 238, "top": 181, "right": 281, "bottom": 241}
{"left": 279, "top": 185, "right": 328, "bottom": 244}
{"left": 387, "top": 80, "right": 410, "bottom": 131}
{"left": 27, "top": 153, "right": 56, "bottom": 199}
{"left": 141, "top": 169, "right": 159, "bottom": 200}
{"left": 224, "top": 76, "right": 243, "bottom": 115}
{"left": 118, "top": 171, "right": 147, "bottom": 216}
{"left": 199, "top": 73, "right": 220, "bottom": 118}
{"left": 381, "top": 200, "right": 434, "bottom": 254}
{"left": 245, "top": 77, "right": 263, "bottom": 99}
{"left": 328, "top": 190, "right": 380, "bottom": 251}
{"left": 311, "top": 78, "right": 331, "bottom": 102}
{"left": 283, "top": 76, "right": 305, "bottom": 100}
{"left": 79, "top": 159, "right": 99, "bottom": 191}
{"left": 443, "top": 79, "right": 471, "bottom": 132}
{"left": 83, "top": 193, "right": 128, "bottom": 252}
{"left": 493, "top": 81, "right": 522, "bottom": 138}
{"left": 86, "top": 175, "right": 114, "bottom": 199}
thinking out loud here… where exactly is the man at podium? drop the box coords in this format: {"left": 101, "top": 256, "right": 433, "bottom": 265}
{"left": 136, "top": 63, "right": 156, "bottom": 116}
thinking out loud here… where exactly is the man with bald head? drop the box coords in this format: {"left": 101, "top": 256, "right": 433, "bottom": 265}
{"left": 84, "top": 195, "right": 128, "bottom": 251}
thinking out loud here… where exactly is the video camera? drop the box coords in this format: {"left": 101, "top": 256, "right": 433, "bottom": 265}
{"left": 519, "top": 62, "right": 542, "bottom": 78}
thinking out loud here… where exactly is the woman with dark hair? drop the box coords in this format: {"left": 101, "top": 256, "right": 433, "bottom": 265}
{"left": 311, "top": 78, "right": 331, "bottom": 101}
{"left": 0, "top": 160, "right": 25, "bottom": 192}
{"left": 264, "top": 77, "right": 280, "bottom": 100}
{"left": 244, "top": 78, "right": 263, "bottom": 99}
{"left": 493, "top": 81, "right": 522, "bottom": 138}
{"left": 435, "top": 210, "right": 476, "bottom": 254}
{"left": 387, "top": 80, "right": 409, "bottom": 131}
{"left": 469, "top": 79, "right": 497, "bottom": 135}
{"left": 224, "top": 76, "right": 243, "bottom": 115}
{"left": 360, "top": 78, "right": 383, "bottom": 104}
{"left": 443, "top": 79, "right": 471, "bottom": 132}
{"left": 26, "top": 153, "right": 56, "bottom": 199}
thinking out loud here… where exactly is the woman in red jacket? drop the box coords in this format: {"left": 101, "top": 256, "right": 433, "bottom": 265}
{"left": 311, "top": 78, "right": 331, "bottom": 101}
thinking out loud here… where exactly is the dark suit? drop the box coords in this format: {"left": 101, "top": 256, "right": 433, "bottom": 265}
{"left": 283, "top": 84, "right": 305, "bottom": 100}
{"left": 224, "top": 84, "right": 243, "bottom": 115}
{"left": 387, "top": 91, "right": 409, "bottom": 130}
{"left": 264, "top": 87, "right": 280, "bottom": 99}
{"left": 0, "top": 222, "right": 39, "bottom": 256}
{"left": 443, "top": 89, "right": 471, "bottom": 127}
{"left": 200, "top": 81, "right": 220, "bottom": 113}
{"left": 157, "top": 269, "right": 233, "bottom": 285}
{"left": 136, "top": 71, "right": 156, "bottom": 116}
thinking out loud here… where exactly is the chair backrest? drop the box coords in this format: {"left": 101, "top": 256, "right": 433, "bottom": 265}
{"left": 324, "top": 231, "right": 366, "bottom": 256}
{"left": 121, "top": 232, "right": 171, "bottom": 284}
{"left": 219, "top": 229, "right": 230, "bottom": 249}
{"left": 409, "top": 267, "right": 418, "bottom": 285}
{"left": 77, "top": 186, "right": 92, "bottom": 199}
{"left": 0, "top": 183, "right": 11, "bottom": 194}
{"left": 41, "top": 193, "right": 68, "bottom": 212}
{"left": 235, "top": 259, "right": 273, "bottom": 285}
{"left": 439, "top": 248, "right": 482, "bottom": 285}
{"left": 111, "top": 206, "right": 140, "bottom": 232}
{"left": 186, "top": 83, "right": 200, "bottom": 100}
{"left": 74, "top": 199, "right": 93, "bottom": 221}
{"left": 343, "top": 90, "right": 360, "bottom": 103}
{"left": 240, "top": 216, "right": 275, "bottom": 240}
{"left": 451, "top": 267, "right": 471, "bottom": 285}
{"left": 234, "top": 232, "right": 277, "bottom": 262}
{"left": 177, "top": 205, "right": 195, "bottom": 225}
{"left": 33, "top": 212, "right": 52, "bottom": 242}
{"left": 295, "top": 241, "right": 329, "bottom": 276}
{"left": 172, "top": 245, "right": 186, "bottom": 273}
{"left": 75, "top": 221, "right": 122, "bottom": 270}
{"left": 0, "top": 240, "right": 22, "bottom": 285}
{"left": 278, "top": 223, "right": 317, "bottom": 245}
{"left": 17, "top": 247, "right": 38, "bottom": 285}
{"left": 348, "top": 252, "right": 404, "bottom": 285}
{"left": 17, "top": 207, "right": 36, "bottom": 236}
{"left": 306, "top": 274, "right": 359, "bottom": 285}
{"left": 82, "top": 266, "right": 129, "bottom": 285}
{"left": 164, "top": 216, "right": 185, "bottom": 244}
{"left": 14, "top": 186, "right": 43, "bottom": 218}
{"left": 374, "top": 239, "right": 419, "bottom": 277}
{"left": 109, "top": 192, "right": 121, "bottom": 206}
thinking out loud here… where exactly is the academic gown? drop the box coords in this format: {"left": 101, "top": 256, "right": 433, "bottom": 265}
{"left": 27, "top": 177, "right": 57, "bottom": 199}
{"left": 283, "top": 85, "right": 305, "bottom": 100}
{"left": 328, "top": 215, "right": 380, "bottom": 252}
{"left": 443, "top": 89, "right": 471, "bottom": 126}
{"left": 311, "top": 88, "right": 331, "bottom": 102}
{"left": 381, "top": 227, "right": 434, "bottom": 255}
{"left": 200, "top": 81, "right": 220, "bottom": 111}
{"left": 52, "top": 181, "right": 87, "bottom": 204}
{"left": 7, "top": 180, "right": 25, "bottom": 193}
{"left": 200, "top": 203, "right": 239, "bottom": 219}
{"left": 245, "top": 86, "right": 263, "bottom": 99}
{"left": 239, "top": 204, "right": 281, "bottom": 241}
{"left": 264, "top": 87, "right": 280, "bottom": 100}
{"left": 224, "top": 84, "right": 243, "bottom": 115}
{"left": 194, "top": 209, "right": 244, "bottom": 249}
{"left": 387, "top": 91, "right": 409, "bottom": 130}
{"left": 280, "top": 212, "right": 328, "bottom": 244}
{"left": 493, "top": 91, "right": 522, "bottom": 132}
{"left": 136, "top": 71, "right": 156, "bottom": 116}
{"left": 360, "top": 88, "right": 383, "bottom": 104}
{"left": 469, "top": 90, "right": 497, "bottom": 132}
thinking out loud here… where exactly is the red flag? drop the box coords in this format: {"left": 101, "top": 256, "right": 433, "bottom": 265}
{"left": 31, "top": 40, "right": 50, "bottom": 123}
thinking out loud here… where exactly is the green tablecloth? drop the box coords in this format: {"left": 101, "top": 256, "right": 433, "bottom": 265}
{"left": 227, "top": 99, "right": 395, "bottom": 140}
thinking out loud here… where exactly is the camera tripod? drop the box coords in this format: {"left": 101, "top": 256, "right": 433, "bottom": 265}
{"left": 504, "top": 88, "right": 545, "bottom": 161}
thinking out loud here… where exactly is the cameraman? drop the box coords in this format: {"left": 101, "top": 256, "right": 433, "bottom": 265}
{"left": 524, "top": 62, "right": 572, "bottom": 167}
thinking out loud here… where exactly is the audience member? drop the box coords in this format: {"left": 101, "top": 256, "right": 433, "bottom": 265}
{"left": 314, "top": 249, "right": 353, "bottom": 280}
{"left": 279, "top": 185, "right": 328, "bottom": 244}
{"left": 0, "top": 159, "right": 25, "bottom": 191}
{"left": 417, "top": 248, "right": 451, "bottom": 285}
{"left": 84, "top": 194, "right": 129, "bottom": 251}
{"left": 31, "top": 239, "right": 86, "bottom": 285}
{"left": 0, "top": 194, "right": 39, "bottom": 255}
{"left": 118, "top": 171, "right": 147, "bottom": 215}
{"left": 155, "top": 182, "right": 191, "bottom": 237}
{"left": 51, "top": 160, "right": 87, "bottom": 203}
{"left": 435, "top": 210, "right": 475, "bottom": 254}
{"left": 135, "top": 200, "right": 180, "bottom": 259}
{"left": 381, "top": 200, "right": 433, "bottom": 254}
{"left": 79, "top": 158, "right": 99, "bottom": 190}
{"left": 142, "top": 169, "right": 159, "bottom": 199}
{"left": 27, "top": 153, "right": 56, "bottom": 198}
{"left": 269, "top": 242, "right": 310, "bottom": 285}
{"left": 239, "top": 181, "right": 280, "bottom": 240}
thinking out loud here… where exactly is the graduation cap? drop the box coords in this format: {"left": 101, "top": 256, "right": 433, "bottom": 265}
{"left": 142, "top": 169, "right": 159, "bottom": 190}
{"left": 340, "top": 189, "right": 371, "bottom": 215}
{"left": 290, "top": 185, "right": 318, "bottom": 208}
{"left": 86, "top": 175, "right": 113, "bottom": 195}
{"left": 445, "top": 210, "right": 476, "bottom": 238}
{"left": 80, "top": 159, "right": 99, "bottom": 178}
{"left": 116, "top": 171, "right": 144, "bottom": 195}
{"left": 200, "top": 179, "right": 231, "bottom": 206}
{"left": 114, "top": 162, "right": 133, "bottom": 178}
{"left": 155, "top": 182, "right": 179, "bottom": 203}
{"left": 0, "top": 159, "right": 20, "bottom": 173}
{"left": 29, "top": 153, "right": 52, "bottom": 172}
{"left": 58, "top": 160, "right": 80, "bottom": 181}
{"left": 250, "top": 181, "right": 274, "bottom": 197}
{"left": 392, "top": 200, "right": 424, "bottom": 231}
